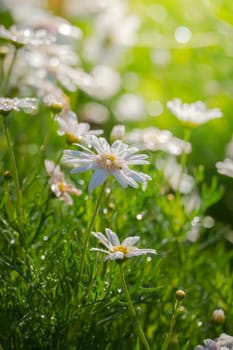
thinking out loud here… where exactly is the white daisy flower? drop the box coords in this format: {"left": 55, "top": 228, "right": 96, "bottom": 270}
{"left": 45, "top": 160, "right": 82, "bottom": 205}
{"left": 90, "top": 228, "right": 157, "bottom": 261}
{"left": 63, "top": 135, "right": 152, "bottom": 191}
{"left": 56, "top": 110, "right": 103, "bottom": 144}
{"left": 216, "top": 158, "right": 233, "bottom": 178}
{"left": 0, "top": 97, "right": 38, "bottom": 114}
{"left": 167, "top": 98, "right": 222, "bottom": 126}
{"left": 196, "top": 338, "right": 230, "bottom": 350}
{"left": 126, "top": 127, "right": 192, "bottom": 156}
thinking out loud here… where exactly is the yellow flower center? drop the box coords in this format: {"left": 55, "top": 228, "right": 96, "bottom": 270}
{"left": 58, "top": 182, "right": 82, "bottom": 196}
{"left": 58, "top": 182, "right": 67, "bottom": 193}
{"left": 66, "top": 133, "right": 79, "bottom": 144}
{"left": 112, "top": 245, "right": 129, "bottom": 255}
{"left": 97, "top": 153, "right": 124, "bottom": 170}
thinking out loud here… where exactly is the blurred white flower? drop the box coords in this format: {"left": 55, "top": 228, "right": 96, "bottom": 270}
{"left": 10, "top": 38, "right": 92, "bottom": 94}
{"left": 90, "top": 228, "right": 157, "bottom": 261}
{"left": 167, "top": 98, "right": 222, "bottom": 126}
{"left": 0, "top": 25, "right": 55, "bottom": 47}
{"left": 126, "top": 127, "right": 192, "bottom": 156}
{"left": 80, "top": 102, "right": 109, "bottom": 124}
{"left": 29, "top": 80, "right": 69, "bottom": 110}
{"left": 85, "top": 65, "right": 121, "bottom": 99}
{"left": 82, "top": 1, "right": 140, "bottom": 65}
{"left": 0, "top": 97, "right": 38, "bottom": 114}
{"left": 157, "top": 157, "right": 195, "bottom": 194}
{"left": 2, "top": 1, "right": 82, "bottom": 40}
{"left": 113, "top": 94, "right": 145, "bottom": 122}
{"left": 56, "top": 110, "right": 103, "bottom": 143}
{"left": 45, "top": 160, "right": 82, "bottom": 205}
{"left": 63, "top": 135, "right": 151, "bottom": 191}
{"left": 216, "top": 159, "right": 233, "bottom": 178}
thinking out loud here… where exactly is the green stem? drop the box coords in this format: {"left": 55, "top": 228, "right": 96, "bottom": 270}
{"left": 2, "top": 115, "right": 24, "bottom": 234}
{"left": 1, "top": 46, "right": 18, "bottom": 96}
{"left": 119, "top": 263, "right": 151, "bottom": 350}
{"left": 23, "top": 112, "right": 56, "bottom": 192}
{"left": 177, "top": 127, "right": 191, "bottom": 192}
{"left": 78, "top": 182, "right": 107, "bottom": 287}
{"left": 161, "top": 300, "right": 180, "bottom": 350}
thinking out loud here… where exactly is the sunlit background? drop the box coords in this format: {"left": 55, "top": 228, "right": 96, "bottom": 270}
{"left": 1, "top": 0, "right": 233, "bottom": 224}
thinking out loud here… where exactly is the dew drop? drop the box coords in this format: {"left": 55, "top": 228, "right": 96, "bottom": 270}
{"left": 105, "top": 187, "right": 111, "bottom": 194}
{"left": 136, "top": 213, "right": 143, "bottom": 220}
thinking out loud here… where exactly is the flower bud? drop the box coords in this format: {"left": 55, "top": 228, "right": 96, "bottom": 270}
{"left": 110, "top": 125, "right": 125, "bottom": 142}
{"left": 176, "top": 289, "right": 186, "bottom": 301}
{"left": 3, "top": 170, "right": 11, "bottom": 180}
{"left": 49, "top": 102, "right": 63, "bottom": 115}
{"left": 211, "top": 308, "right": 225, "bottom": 324}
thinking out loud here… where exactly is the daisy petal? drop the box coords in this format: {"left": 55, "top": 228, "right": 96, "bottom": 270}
{"left": 88, "top": 169, "right": 108, "bottom": 191}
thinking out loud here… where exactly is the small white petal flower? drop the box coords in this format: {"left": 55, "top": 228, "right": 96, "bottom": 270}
{"left": 216, "top": 159, "right": 233, "bottom": 179}
{"left": 126, "top": 127, "right": 192, "bottom": 156}
{"left": 63, "top": 135, "right": 152, "bottom": 191}
{"left": 0, "top": 97, "right": 38, "bottom": 114}
{"left": 196, "top": 338, "right": 230, "bottom": 350}
{"left": 90, "top": 228, "right": 157, "bottom": 261}
{"left": 45, "top": 160, "right": 82, "bottom": 205}
{"left": 167, "top": 98, "right": 222, "bottom": 126}
{"left": 56, "top": 110, "right": 103, "bottom": 144}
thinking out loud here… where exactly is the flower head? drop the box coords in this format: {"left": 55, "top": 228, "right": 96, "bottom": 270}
{"left": 195, "top": 334, "right": 233, "bottom": 350}
{"left": 56, "top": 110, "right": 103, "bottom": 144}
{"left": 90, "top": 228, "right": 157, "bottom": 261}
{"left": 195, "top": 339, "right": 227, "bottom": 350}
{"left": 0, "top": 97, "right": 38, "bottom": 114}
{"left": 216, "top": 159, "right": 233, "bottom": 179}
{"left": 63, "top": 135, "right": 152, "bottom": 191}
{"left": 167, "top": 98, "right": 222, "bottom": 126}
{"left": 45, "top": 160, "right": 82, "bottom": 205}
{"left": 126, "top": 127, "right": 192, "bottom": 156}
